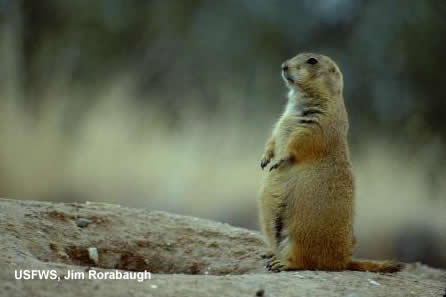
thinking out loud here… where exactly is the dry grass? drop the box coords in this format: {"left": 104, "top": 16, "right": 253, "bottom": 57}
{"left": 0, "top": 81, "right": 268, "bottom": 219}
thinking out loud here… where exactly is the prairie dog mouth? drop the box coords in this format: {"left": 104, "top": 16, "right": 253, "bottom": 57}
{"left": 282, "top": 70, "right": 294, "bottom": 83}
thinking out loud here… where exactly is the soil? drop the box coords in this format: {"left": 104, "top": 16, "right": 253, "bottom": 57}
{"left": 0, "top": 198, "right": 445, "bottom": 297}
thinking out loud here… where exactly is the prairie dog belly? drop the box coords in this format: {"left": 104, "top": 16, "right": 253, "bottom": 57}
{"left": 286, "top": 164, "right": 354, "bottom": 241}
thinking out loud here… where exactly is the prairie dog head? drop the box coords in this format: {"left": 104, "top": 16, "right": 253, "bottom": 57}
{"left": 281, "top": 53, "right": 343, "bottom": 99}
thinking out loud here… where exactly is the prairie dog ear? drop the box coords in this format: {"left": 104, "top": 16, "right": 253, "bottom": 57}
{"left": 320, "top": 59, "right": 343, "bottom": 96}
{"left": 325, "top": 69, "right": 343, "bottom": 95}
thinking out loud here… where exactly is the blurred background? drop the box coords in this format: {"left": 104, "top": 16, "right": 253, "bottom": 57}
{"left": 0, "top": 0, "right": 445, "bottom": 268}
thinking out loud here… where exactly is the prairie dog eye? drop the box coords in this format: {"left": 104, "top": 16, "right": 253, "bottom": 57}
{"left": 306, "top": 58, "right": 318, "bottom": 65}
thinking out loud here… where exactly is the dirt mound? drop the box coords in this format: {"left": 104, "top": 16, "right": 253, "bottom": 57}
{"left": 0, "top": 198, "right": 444, "bottom": 297}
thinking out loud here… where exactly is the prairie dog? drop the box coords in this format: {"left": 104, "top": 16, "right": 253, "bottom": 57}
{"left": 258, "top": 53, "right": 402, "bottom": 272}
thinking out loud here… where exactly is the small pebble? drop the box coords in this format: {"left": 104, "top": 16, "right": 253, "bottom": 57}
{"left": 150, "top": 285, "right": 158, "bottom": 289}
{"left": 368, "top": 279, "right": 380, "bottom": 286}
{"left": 256, "top": 288, "right": 265, "bottom": 297}
{"left": 76, "top": 218, "right": 91, "bottom": 228}
{"left": 87, "top": 247, "right": 99, "bottom": 265}
{"left": 2, "top": 283, "right": 14, "bottom": 291}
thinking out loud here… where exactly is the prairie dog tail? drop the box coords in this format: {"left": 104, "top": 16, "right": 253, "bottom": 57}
{"left": 347, "top": 259, "right": 403, "bottom": 273}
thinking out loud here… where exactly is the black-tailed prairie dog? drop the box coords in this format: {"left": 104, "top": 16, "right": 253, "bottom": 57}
{"left": 258, "top": 53, "right": 402, "bottom": 272}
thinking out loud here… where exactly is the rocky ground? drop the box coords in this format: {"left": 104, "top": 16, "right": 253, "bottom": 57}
{"left": 0, "top": 198, "right": 445, "bottom": 297}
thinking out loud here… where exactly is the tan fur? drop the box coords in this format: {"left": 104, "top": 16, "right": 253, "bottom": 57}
{"left": 258, "top": 53, "right": 403, "bottom": 273}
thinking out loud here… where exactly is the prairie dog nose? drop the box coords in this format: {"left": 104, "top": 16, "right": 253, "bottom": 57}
{"left": 281, "top": 63, "right": 289, "bottom": 71}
